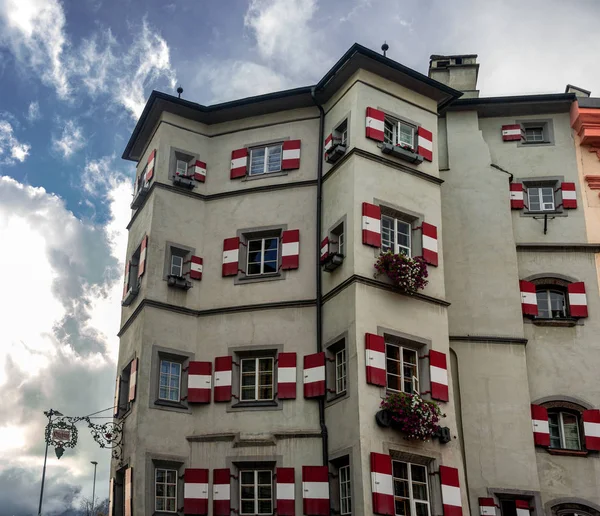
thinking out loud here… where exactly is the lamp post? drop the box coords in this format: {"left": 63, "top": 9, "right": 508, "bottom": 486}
{"left": 90, "top": 461, "right": 98, "bottom": 516}
{"left": 38, "top": 409, "right": 63, "bottom": 516}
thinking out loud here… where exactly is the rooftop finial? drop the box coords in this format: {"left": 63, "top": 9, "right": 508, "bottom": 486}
{"left": 177, "top": 85, "right": 183, "bottom": 98}
{"left": 381, "top": 41, "right": 389, "bottom": 57}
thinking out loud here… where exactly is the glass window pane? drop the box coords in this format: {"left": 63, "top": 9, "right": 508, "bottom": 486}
{"left": 166, "top": 499, "right": 176, "bottom": 511}
{"left": 258, "top": 500, "right": 272, "bottom": 514}
{"left": 159, "top": 387, "right": 168, "bottom": 399}
{"left": 415, "top": 502, "right": 429, "bottom": 516}
{"left": 160, "top": 361, "right": 170, "bottom": 373}
{"left": 242, "top": 360, "right": 256, "bottom": 373}
{"left": 176, "top": 160, "right": 188, "bottom": 175}
{"left": 562, "top": 413, "right": 581, "bottom": 449}
{"left": 267, "top": 145, "right": 282, "bottom": 172}
{"left": 171, "top": 363, "right": 181, "bottom": 375}
{"left": 241, "top": 471, "right": 255, "bottom": 484}
{"left": 412, "top": 483, "right": 428, "bottom": 501}
{"left": 536, "top": 291, "right": 551, "bottom": 318}
{"left": 241, "top": 500, "right": 254, "bottom": 513}
{"left": 411, "top": 464, "right": 426, "bottom": 483}
{"left": 393, "top": 461, "right": 408, "bottom": 479}
{"left": 248, "top": 263, "right": 262, "bottom": 275}
{"left": 250, "top": 148, "right": 266, "bottom": 175}
{"left": 156, "top": 498, "right": 165, "bottom": 510}
{"left": 528, "top": 188, "right": 541, "bottom": 211}
{"left": 395, "top": 498, "right": 411, "bottom": 516}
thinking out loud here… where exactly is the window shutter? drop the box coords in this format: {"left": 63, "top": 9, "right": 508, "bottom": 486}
{"left": 184, "top": 468, "right": 209, "bottom": 515}
{"left": 568, "top": 282, "right": 588, "bottom": 318}
{"left": 479, "top": 498, "right": 497, "bottom": 516}
{"left": 510, "top": 183, "right": 525, "bottom": 209}
{"left": 282, "top": 140, "right": 301, "bottom": 170}
{"left": 324, "top": 133, "right": 333, "bottom": 154}
{"left": 281, "top": 229, "right": 300, "bottom": 270}
{"left": 184, "top": 255, "right": 203, "bottom": 280}
{"left": 421, "top": 222, "right": 439, "bottom": 267}
{"left": 515, "top": 500, "right": 530, "bottom": 516}
{"left": 188, "top": 361, "right": 212, "bottom": 403}
{"left": 365, "top": 333, "right": 386, "bottom": 387}
{"left": 430, "top": 350, "right": 449, "bottom": 402}
{"left": 124, "top": 467, "right": 133, "bottom": 516}
{"left": 303, "top": 352, "right": 325, "bottom": 398}
{"left": 145, "top": 149, "right": 156, "bottom": 184}
{"left": 277, "top": 352, "right": 297, "bottom": 399}
{"left": 530, "top": 404, "right": 550, "bottom": 446}
{"left": 222, "top": 237, "right": 240, "bottom": 277}
{"left": 230, "top": 148, "right": 248, "bottom": 179}
{"left": 187, "top": 160, "right": 207, "bottom": 183}
{"left": 276, "top": 467, "right": 295, "bottom": 516}
{"left": 113, "top": 375, "right": 121, "bottom": 417}
{"left": 519, "top": 280, "right": 538, "bottom": 317}
{"left": 122, "top": 260, "right": 131, "bottom": 299}
{"left": 320, "top": 237, "right": 329, "bottom": 264}
{"left": 561, "top": 182, "right": 577, "bottom": 209}
{"left": 301, "top": 466, "right": 329, "bottom": 515}
{"left": 365, "top": 107, "right": 385, "bottom": 142}
{"left": 138, "top": 235, "right": 148, "bottom": 278}
{"left": 108, "top": 477, "right": 115, "bottom": 516}
{"left": 440, "top": 466, "right": 462, "bottom": 516}
{"left": 128, "top": 358, "right": 138, "bottom": 403}
{"left": 362, "top": 202, "right": 381, "bottom": 247}
{"left": 370, "top": 452, "right": 394, "bottom": 515}
{"left": 417, "top": 127, "right": 433, "bottom": 162}
{"left": 213, "top": 468, "right": 231, "bottom": 516}
{"left": 583, "top": 409, "right": 600, "bottom": 451}
{"left": 502, "top": 124, "right": 524, "bottom": 141}
{"left": 213, "top": 356, "right": 232, "bottom": 402}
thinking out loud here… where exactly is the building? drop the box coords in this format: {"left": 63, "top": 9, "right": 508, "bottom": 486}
{"left": 109, "top": 43, "right": 600, "bottom": 516}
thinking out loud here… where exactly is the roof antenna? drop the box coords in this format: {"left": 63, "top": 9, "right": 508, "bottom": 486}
{"left": 381, "top": 41, "right": 389, "bottom": 57}
{"left": 177, "top": 85, "right": 183, "bottom": 99}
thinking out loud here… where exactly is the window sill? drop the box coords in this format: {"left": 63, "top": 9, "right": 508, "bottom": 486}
{"left": 235, "top": 272, "right": 284, "bottom": 285}
{"left": 154, "top": 399, "right": 187, "bottom": 409}
{"left": 242, "top": 170, "right": 288, "bottom": 182}
{"left": 547, "top": 448, "right": 588, "bottom": 457}
{"left": 532, "top": 318, "right": 578, "bottom": 327}
{"left": 153, "top": 511, "right": 179, "bottom": 516}
{"left": 167, "top": 275, "right": 192, "bottom": 290}
{"left": 232, "top": 400, "right": 278, "bottom": 408}
{"left": 326, "top": 391, "right": 348, "bottom": 405}
{"left": 122, "top": 287, "right": 140, "bottom": 307}
{"left": 228, "top": 400, "right": 281, "bottom": 413}
{"left": 172, "top": 175, "right": 197, "bottom": 189}
{"left": 522, "top": 210, "right": 565, "bottom": 217}
{"left": 381, "top": 142, "right": 424, "bottom": 165}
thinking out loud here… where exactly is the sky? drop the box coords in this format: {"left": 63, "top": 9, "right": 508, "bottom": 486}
{"left": 0, "top": 0, "right": 599, "bottom": 513}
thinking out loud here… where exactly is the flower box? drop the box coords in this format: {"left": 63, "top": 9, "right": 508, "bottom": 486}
{"left": 377, "top": 392, "right": 444, "bottom": 441}
{"left": 321, "top": 252, "right": 344, "bottom": 272}
{"left": 325, "top": 144, "right": 347, "bottom": 164}
{"left": 374, "top": 251, "right": 428, "bottom": 293}
{"left": 167, "top": 275, "right": 192, "bottom": 290}
{"left": 381, "top": 142, "right": 424, "bottom": 164}
{"left": 173, "top": 174, "right": 196, "bottom": 189}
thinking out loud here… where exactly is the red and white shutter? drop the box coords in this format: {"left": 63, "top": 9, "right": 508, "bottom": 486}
{"left": 222, "top": 237, "right": 240, "bottom": 277}
{"left": 430, "top": 350, "right": 449, "bottom": 402}
{"left": 145, "top": 149, "right": 156, "bottom": 184}
{"left": 114, "top": 375, "right": 121, "bottom": 417}
{"left": 122, "top": 260, "right": 131, "bottom": 298}
{"left": 230, "top": 148, "right": 248, "bottom": 179}
{"left": 186, "top": 256, "right": 203, "bottom": 280}
{"left": 365, "top": 333, "right": 386, "bottom": 387}
{"left": 324, "top": 134, "right": 333, "bottom": 154}
{"left": 530, "top": 404, "right": 550, "bottom": 446}
{"left": 583, "top": 409, "right": 600, "bottom": 451}
{"left": 282, "top": 140, "right": 301, "bottom": 170}
{"left": 370, "top": 452, "right": 394, "bottom": 515}
{"left": 128, "top": 358, "right": 138, "bottom": 403}
{"left": 320, "top": 237, "right": 329, "bottom": 264}
{"left": 108, "top": 478, "right": 115, "bottom": 516}
{"left": 366, "top": 107, "right": 385, "bottom": 142}
{"left": 138, "top": 235, "right": 148, "bottom": 278}
{"left": 302, "top": 466, "right": 329, "bottom": 515}
{"left": 277, "top": 352, "right": 297, "bottom": 400}
{"left": 479, "top": 498, "right": 497, "bottom": 516}
{"left": 519, "top": 280, "right": 538, "bottom": 317}
{"left": 421, "top": 222, "right": 439, "bottom": 267}
{"left": 362, "top": 202, "right": 381, "bottom": 247}
{"left": 515, "top": 500, "right": 530, "bottom": 516}
{"left": 281, "top": 230, "right": 300, "bottom": 270}
{"left": 417, "top": 127, "right": 433, "bottom": 162}
{"left": 184, "top": 468, "right": 209, "bottom": 515}
{"left": 568, "top": 282, "right": 588, "bottom": 318}
{"left": 510, "top": 183, "right": 525, "bottom": 209}
{"left": 188, "top": 160, "right": 207, "bottom": 182}
{"left": 214, "top": 356, "right": 232, "bottom": 402}
{"left": 440, "top": 466, "right": 462, "bottom": 516}
{"left": 561, "top": 182, "right": 577, "bottom": 209}
{"left": 276, "top": 467, "right": 295, "bottom": 516}
{"left": 303, "top": 352, "right": 325, "bottom": 398}
{"left": 213, "top": 468, "right": 231, "bottom": 516}
{"left": 502, "top": 124, "right": 524, "bottom": 142}
{"left": 124, "top": 467, "right": 133, "bottom": 516}
{"left": 188, "top": 361, "right": 212, "bottom": 403}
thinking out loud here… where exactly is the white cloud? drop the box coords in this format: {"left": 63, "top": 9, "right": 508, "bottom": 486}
{"left": 26, "top": 101, "right": 40, "bottom": 122}
{"left": 52, "top": 119, "right": 85, "bottom": 159}
{"left": 76, "top": 29, "right": 117, "bottom": 96}
{"left": 0, "top": 120, "right": 30, "bottom": 164}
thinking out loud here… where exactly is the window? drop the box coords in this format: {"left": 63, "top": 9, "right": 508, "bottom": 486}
{"left": 536, "top": 289, "right": 567, "bottom": 319}
{"left": 116, "top": 361, "right": 132, "bottom": 417}
{"left": 386, "top": 343, "right": 418, "bottom": 394}
{"left": 249, "top": 144, "right": 282, "bottom": 176}
{"left": 247, "top": 237, "right": 279, "bottom": 276}
{"left": 527, "top": 186, "right": 555, "bottom": 211}
{"left": 337, "top": 119, "right": 348, "bottom": 146}
{"left": 518, "top": 119, "right": 554, "bottom": 146}
{"left": 339, "top": 465, "right": 352, "bottom": 515}
{"left": 155, "top": 468, "right": 177, "bottom": 513}
{"left": 170, "top": 255, "right": 184, "bottom": 277}
{"left": 549, "top": 411, "right": 582, "bottom": 450}
{"left": 239, "top": 470, "right": 272, "bottom": 515}
{"left": 175, "top": 159, "right": 189, "bottom": 176}
{"left": 525, "top": 127, "right": 545, "bottom": 143}
{"left": 331, "top": 221, "right": 345, "bottom": 257}
{"left": 382, "top": 216, "right": 411, "bottom": 256}
{"left": 159, "top": 360, "right": 181, "bottom": 402}
{"left": 335, "top": 349, "right": 347, "bottom": 394}
{"left": 240, "top": 357, "right": 274, "bottom": 401}
{"left": 392, "top": 461, "right": 430, "bottom": 516}
{"left": 384, "top": 118, "right": 416, "bottom": 150}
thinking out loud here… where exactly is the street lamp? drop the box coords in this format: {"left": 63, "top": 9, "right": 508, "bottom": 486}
{"left": 91, "top": 461, "right": 98, "bottom": 516}
{"left": 38, "top": 409, "right": 63, "bottom": 516}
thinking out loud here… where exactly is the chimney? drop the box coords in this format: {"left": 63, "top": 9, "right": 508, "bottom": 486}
{"left": 565, "top": 84, "right": 591, "bottom": 98}
{"left": 428, "top": 54, "right": 480, "bottom": 98}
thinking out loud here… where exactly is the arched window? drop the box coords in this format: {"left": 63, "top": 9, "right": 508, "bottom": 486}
{"left": 552, "top": 501, "right": 600, "bottom": 516}
{"left": 542, "top": 400, "right": 587, "bottom": 451}
{"left": 530, "top": 277, "right": 572, "bottom": 319}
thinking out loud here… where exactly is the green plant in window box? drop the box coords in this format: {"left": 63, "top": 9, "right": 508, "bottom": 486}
{"left": 374, "top": 251, "right": 428, "bottom": 293}
{"left": 380, "top": 392, "right": 444, "bottom": 441}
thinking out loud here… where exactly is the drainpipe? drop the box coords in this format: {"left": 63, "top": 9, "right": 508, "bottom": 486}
{"left": 311, "top": 86, "right": 329, "bottom": 467}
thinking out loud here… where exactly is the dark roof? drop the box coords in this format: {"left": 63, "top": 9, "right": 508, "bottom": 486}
{"left": 123, "top": 43, "right": 462, "bottom": 161}
{"left": 444, "top": 93, "right": 576, "bottom": 117}
{"left": 430, "top": 54, "right": 478, "bottom": 59}
{"left": 577, "top": 97, "right": 600, "bottom": 109}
